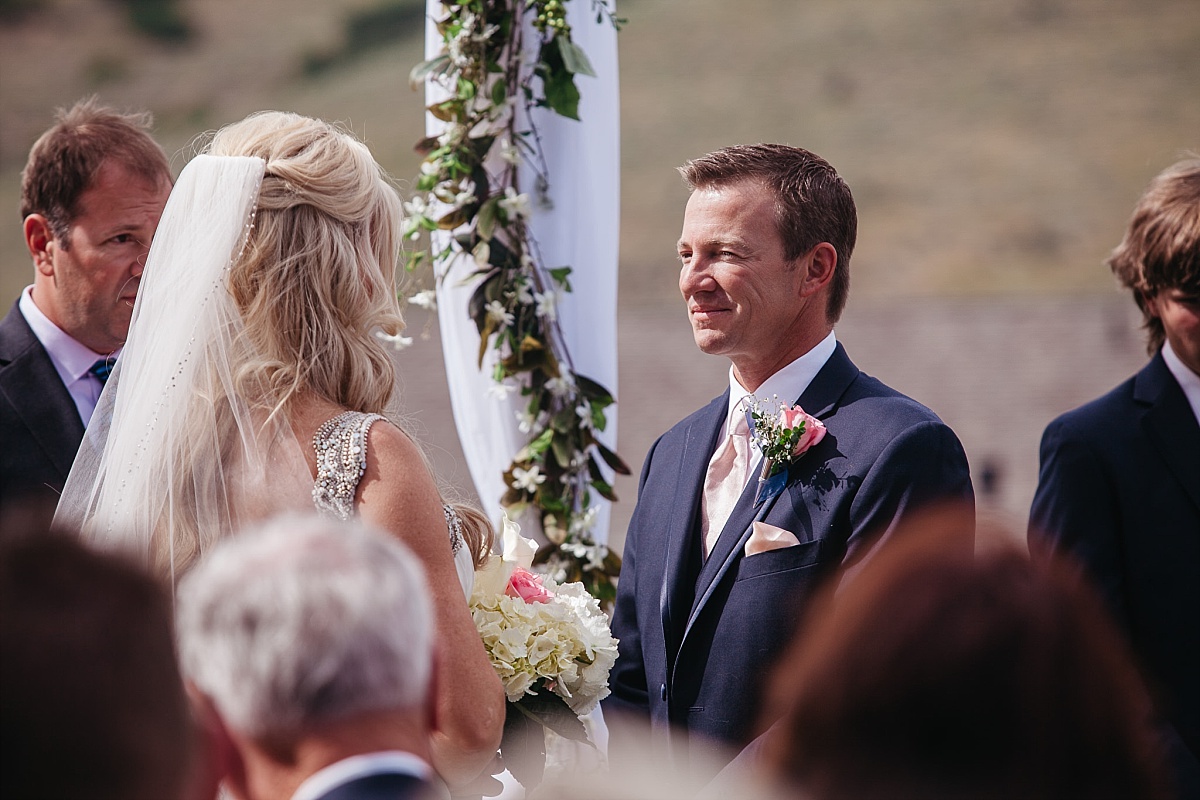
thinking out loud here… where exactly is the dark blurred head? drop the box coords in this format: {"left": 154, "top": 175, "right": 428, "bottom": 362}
{"left": 762, "top": 511, "right": 1168, "bottom": 800}
{"left": 0, "top": 531, "right": 191, "bottom": 800}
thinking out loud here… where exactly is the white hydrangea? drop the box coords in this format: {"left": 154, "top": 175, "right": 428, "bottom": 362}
{"left": 471, "top": 574, "right": 619, "bottom": 715}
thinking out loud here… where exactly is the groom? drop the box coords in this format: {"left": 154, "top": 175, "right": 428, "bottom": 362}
{"left": 607, "top": 144, "right": 974, "bottom": 773}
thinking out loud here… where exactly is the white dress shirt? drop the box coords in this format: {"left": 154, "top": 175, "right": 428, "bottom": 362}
{"left": 718, "top": 331, "right": 838, "bottom": 486}
{"left": 1162, "top": 340, "right": 1200, "bottom": 427}
{"left": 290, "top": 751, "right": 440, "bottom": 800}
{"left": 18, "top": 286, "right": 119, "bottom": 426}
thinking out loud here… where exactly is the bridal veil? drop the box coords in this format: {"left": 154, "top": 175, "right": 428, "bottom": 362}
{"left": 55, "top": 154, "right": 309, "bottom": 581}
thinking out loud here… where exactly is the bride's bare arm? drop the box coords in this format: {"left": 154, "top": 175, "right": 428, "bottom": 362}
{"left": 356, "top": 423, "right": 504, "bottom": 787}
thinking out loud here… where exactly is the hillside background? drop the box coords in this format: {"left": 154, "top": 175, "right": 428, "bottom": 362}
{"left": 2, "top": 0, "right": 1198, "bottom": 549}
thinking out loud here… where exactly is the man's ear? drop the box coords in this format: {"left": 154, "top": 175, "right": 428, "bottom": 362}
{"left": 798, "top": 242, "right": 838, "bottom": 298}
{"left": 23, "top": 215, "right": 56, "bottom": 276}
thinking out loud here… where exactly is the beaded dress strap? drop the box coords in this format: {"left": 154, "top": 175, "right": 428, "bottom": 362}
{"left": 312, "top": 411, "right": 386, "bottom": 520}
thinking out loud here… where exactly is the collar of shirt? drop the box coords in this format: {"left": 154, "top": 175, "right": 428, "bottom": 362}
{"left": 1162, "top": 340, "right": 1200, "bottom": 426}
{"left": 722, "top": 330, "right": 838, "bottom": 434}
{"left": 19, "top": 286, "right": 121, "bottom": 425}
{"left": 290, "top": 751, "right": 441, "bottom": 800}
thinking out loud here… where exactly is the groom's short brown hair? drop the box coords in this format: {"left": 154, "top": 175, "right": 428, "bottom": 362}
{"left": 679, "top": 143, "right": 857, "bottom": 324}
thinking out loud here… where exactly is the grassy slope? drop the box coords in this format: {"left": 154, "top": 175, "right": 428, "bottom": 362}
{"left": 1, "top": 0, "right": 1198, "bottom": 305}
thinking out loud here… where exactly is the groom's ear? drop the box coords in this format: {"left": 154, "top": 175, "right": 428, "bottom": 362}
{"left": 797, "top": 242, "right": 837, "bottom": 299}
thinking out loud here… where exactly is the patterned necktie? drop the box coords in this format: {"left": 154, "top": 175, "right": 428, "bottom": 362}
{"left": 701, "top": 411, "right": 752, "bottom": 557}
{"left": 88, "top": 358, "right": 114, "bottom": 386}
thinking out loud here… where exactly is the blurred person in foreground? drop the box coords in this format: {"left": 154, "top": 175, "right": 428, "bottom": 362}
{"left": 1, "top": 97, "right": 171, "bottom": 509}
{"left": 53, "top": 110, "right": 503, "bottom": 787}
{"left": 606, "top": 143, "right": 974, "bottom": 777}
{"left": 176, "top": 514, "right": 443, "bottom": 800}
{"left": 0, "top": 527, "right": 192, "bottom": 800}
{"left": 759, "top": 508, "right": 1170, "bottom": 800}
{"left": 1030, "top": 157, "right": 1200, "bottom": 798}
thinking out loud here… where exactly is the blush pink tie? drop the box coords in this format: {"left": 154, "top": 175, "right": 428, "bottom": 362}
{"left": 701, "top": 412, "right": 752, "bottom": 557}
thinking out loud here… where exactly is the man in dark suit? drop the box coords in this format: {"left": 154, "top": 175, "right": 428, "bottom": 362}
{"left": 176, "top": 515, "right": 444, "bottom": 800}
{"left": 1030, "top": 158, "right": 1200, "bottom": 799}
{"left": 1, "top": 97, "right": 171, "bottom": 510}
{"left": 606, "top": 144, "right": 974, "bottom": 775}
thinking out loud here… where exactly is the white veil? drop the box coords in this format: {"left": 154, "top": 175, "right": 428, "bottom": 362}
{"left": 56, "top": 154, "right": 310, "bottom": 582}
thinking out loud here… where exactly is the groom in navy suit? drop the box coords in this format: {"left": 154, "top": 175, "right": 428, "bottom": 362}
{"left": 1030, "top": 158, "right": 1200, "bottom": 798}
{"left": 607, "top": 144, "right": 974, "bottom": 774}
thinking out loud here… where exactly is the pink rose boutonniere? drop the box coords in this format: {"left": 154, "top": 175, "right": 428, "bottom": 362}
{"left": 744, "top": 395, "right": 827, "bottom": 479}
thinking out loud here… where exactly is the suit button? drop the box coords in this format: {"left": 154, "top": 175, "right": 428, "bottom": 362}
{"left": 660, "top": 684, "right": 667, "bottom": 701}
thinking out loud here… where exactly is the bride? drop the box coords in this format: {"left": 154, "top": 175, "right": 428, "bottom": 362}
{"left": 55, "top": 110, "right": 504, "bottom": 788}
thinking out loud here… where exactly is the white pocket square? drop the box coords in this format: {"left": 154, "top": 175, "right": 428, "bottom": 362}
{"left": 744, "top": 521, "right": 801, "bottom": 556}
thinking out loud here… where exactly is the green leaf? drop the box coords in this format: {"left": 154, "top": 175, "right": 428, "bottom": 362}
{"left": 409, "top": 54, "right": 451, "bottom": 88}
{"left": 501, "top": 701, "right": 547, "bottom": 789}
{"left": 548, "top": 266, "right": 573, "bottom": 291}
{"left": 557, "top": 37, "right": 597, "bottom": 77}
{"left": 490, "top": 75, "right": 508, "bottom": 106}
{"left": 437, "top": 207, "right": 469, "bottom": 230}
{"left": 594, "top": 439, "right": 632, "bottom": 475}
{"left": 528, "top": 427, "right": 555, "bottom": 456}
{"left": 477, "top": 196, "right": 501, "bottom": 241}
{"left": 550, "top": 433, "right": 573, "bottom": 469}
{"left": 574, "top": 373, "right": 610, "bottom": 402}
{"left": 542, "top": 70, "right": 582, "bottom": 120}
{"left": 514, "top": 688, "right": 590, "bottom": 743}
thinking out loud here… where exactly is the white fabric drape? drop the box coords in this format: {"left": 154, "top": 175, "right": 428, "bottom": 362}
{"left": 423, "top": 1, "right": 620, "bottom": 545}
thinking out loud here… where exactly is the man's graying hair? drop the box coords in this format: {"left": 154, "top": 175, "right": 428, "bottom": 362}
{"left": 175, "top": 514, "right": 433, "bottom": 743}
{"left": 680, "top": 143, "right": 857, "bottom": 324}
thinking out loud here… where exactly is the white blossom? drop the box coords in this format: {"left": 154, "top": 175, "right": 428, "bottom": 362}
{"left": 486, "top": 300, "right": 513, "bottom": 326}
{"left": 545, "top": 373, "right": 576, "bottom": 397}
{"left": 511, "top": 465, "right": 546, "bottom": 492}
{"left": 534, "top": 291, "right": 558, "bottom": 321}
{"left": 499, "top": 186, "right": 531, "bottom": 220}
{"left": 374, "top": 330, "right": 413, "bottom": 351}
{"left": 408, "top": 290, "right": 437, "bottom": 311}
{"left": 499, "top": 137, "right": 521, "bottom": 165}
{"left": 514, "top": 279, "right": 534, "bottom": 305}
{"left": 576, "top": 401, "right": 593, "bottom": 429}
{"left": 486, "top": 381, "right": 518, "bottom": 400}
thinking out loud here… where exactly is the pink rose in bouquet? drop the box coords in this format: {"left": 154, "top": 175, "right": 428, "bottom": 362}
{"left": 506, "top": 567, "right": 554, "bottom": 604}
{"left": 779, "top": 405, "right": 827, "bottom": 457}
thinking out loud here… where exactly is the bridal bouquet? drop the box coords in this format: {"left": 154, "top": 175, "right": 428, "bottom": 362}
{"left": 471, "top": 515, "right": 619, "bottom": 788}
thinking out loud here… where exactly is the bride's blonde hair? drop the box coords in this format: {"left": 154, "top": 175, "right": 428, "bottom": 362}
{"left": 154, "top": 112, "right": 490, "bottom": 573}
{"left": 208, "top": 111, "right": 404, "bottom": 416}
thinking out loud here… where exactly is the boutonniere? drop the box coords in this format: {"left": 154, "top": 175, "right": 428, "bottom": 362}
{"left": 742, "top": 396, "right": 827, "bottom": 505}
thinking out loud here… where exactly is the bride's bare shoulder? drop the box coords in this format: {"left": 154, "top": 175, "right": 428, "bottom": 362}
{"left": 357, "top": 418, "right": 444, "bottom": 529}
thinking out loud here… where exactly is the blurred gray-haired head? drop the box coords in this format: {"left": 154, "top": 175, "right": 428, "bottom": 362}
{"left": 175, "top": 514, "right": 433, "bottom": 741}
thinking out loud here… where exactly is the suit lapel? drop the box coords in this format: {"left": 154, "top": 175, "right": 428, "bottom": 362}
{"left": 0, "top": 303, "right": 85, "bottom": 480}
{"left": 1137, "top": 353, "right": 1200, "bottom": 515}
{"left": 683, "top": 345, "right": 861, "bottom": 641}
{"left": 660, "top": 392, "right": 727, "bottom": 664}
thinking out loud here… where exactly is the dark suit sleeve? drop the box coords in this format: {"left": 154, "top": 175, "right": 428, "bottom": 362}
{"left": 842, "top": 419, "right": 975, "bottom": 583}
{"left": 604, "top": 437, "right": 658, "bottom": 721}
{"left": 1029, "top": 417, "right": 1127, "bottom": 628}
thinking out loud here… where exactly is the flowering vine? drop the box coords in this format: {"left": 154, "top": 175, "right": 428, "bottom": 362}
{"left": 406, "top": 0, "right": 627, "bottom": 604}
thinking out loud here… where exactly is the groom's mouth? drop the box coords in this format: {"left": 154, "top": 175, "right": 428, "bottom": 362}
{"left": 689, "top": 304, "right": 732, "bottom": 322}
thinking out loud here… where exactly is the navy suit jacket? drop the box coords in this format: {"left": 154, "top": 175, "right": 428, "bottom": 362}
{"left": 1030, "top": 351, "right": 1200, "bottom": 796}
{"left": 606, "top": 344, "right": 974, "bottom": 771}
{"left": 0, "top": 301, "right": 85, "bottom": 509}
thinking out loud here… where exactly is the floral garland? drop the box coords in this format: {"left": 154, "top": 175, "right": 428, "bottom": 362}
{"left": 405, "top": 0, "right": 627, "bottom": 605}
